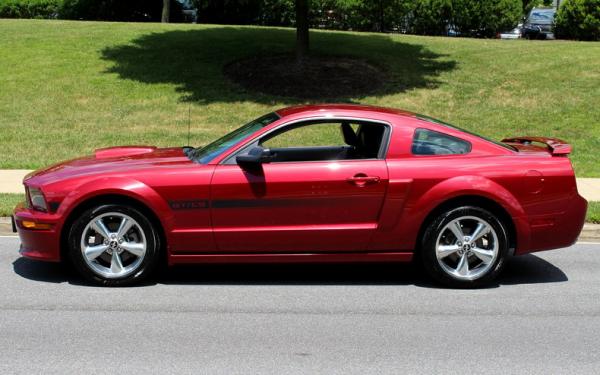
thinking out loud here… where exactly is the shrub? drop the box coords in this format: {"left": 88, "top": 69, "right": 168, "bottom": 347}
{"left": 0, "top": 0, "right": 185, "bottom": 21}
{"left": 258, "top": 0, "right": 295, "bottom": 26}
{"left": 554, "top": 0, "right": 600, "bottom": 41}
{"left": 0, "top": 0, "right": 62, "bottom": 19}
{"left": 523, "top": 0, "right": 553, "bottom": 15}
{"left": 60, "top": 0, "right": 184, "bottom": 22}
{"left": 406, "top": 0, "right": 521, "bottom": 37}
{"left": 452, "top": 0, "right": 522, "bottom": 37}
{"left": 409, "top": 0, "right": 453, "bottom": 35}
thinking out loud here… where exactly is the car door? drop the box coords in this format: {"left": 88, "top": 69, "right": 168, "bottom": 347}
{"left": 209, "top": 119, "right": 391, "bottom": 253}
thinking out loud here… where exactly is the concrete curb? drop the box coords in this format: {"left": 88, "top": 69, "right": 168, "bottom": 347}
{"left": 0, "top": 217, "right": 14, "bottom": 236}
{"left": 1, "top": 217, "right": 599, "bottom": 242}
{"left": 579, "top": 223, "right": 600, "bottom": 242}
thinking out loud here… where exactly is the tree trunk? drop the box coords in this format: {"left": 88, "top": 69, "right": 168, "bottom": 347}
{"left": 379, "top": 0, "right": 385, "bottom": 32}
{"left": 295, "top": 0, "right": 309, "bottom": 61}
{"left": 161, "top": 0, "right": 170, "bottom": 23}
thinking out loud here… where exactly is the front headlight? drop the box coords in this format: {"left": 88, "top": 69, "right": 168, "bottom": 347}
{"left": 27, "top": 187, "right": 48, "bottom": 212}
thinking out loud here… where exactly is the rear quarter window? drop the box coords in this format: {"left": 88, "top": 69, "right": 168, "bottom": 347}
{"left": 412, "top": 128, "right": 471, "bottom": 155}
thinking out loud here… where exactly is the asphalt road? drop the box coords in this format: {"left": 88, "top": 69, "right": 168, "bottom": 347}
{"left": 1, "top": 236, "right": 600, "bottom": 374}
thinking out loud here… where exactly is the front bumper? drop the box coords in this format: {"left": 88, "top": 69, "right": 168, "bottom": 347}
{"left": 13, "top": 202, "right": 62, "bottom": 262}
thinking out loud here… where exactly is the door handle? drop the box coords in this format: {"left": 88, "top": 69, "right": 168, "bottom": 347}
{"left": 347, "top": 174, "right": 380, "bottom": 187}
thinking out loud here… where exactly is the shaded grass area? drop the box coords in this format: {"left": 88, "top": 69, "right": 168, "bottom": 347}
{"left": 0, "top": 194, "right": 23, "bottom": 217}
{"left": 0, "top": 19, "right": 599, "bottom": 175}
{"left": 224, "top": 54, "right": 392, "bottom": 99}
{"left": 587, "top": 202, "right": 600, "bottom": 224}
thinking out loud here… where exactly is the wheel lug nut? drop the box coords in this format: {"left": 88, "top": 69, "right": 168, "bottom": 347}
{"left": 118, "top": 238, "right": 123, "bottom": 244}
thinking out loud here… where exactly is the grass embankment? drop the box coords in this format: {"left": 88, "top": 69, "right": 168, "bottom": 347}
{"left": 0, "top": 19, "right": 599, "bottom": 175}
{"left": 0, "top": 194, "right": 23, "bottom": 216}
{"left": 587, "top": 202, "right": 600, "bottom": 224}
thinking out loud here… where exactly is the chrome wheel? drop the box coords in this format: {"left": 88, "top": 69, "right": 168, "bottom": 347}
{"left": 435, "top": 215, "right": 499, "bottom": 281}
{"left": 80, "top": 212, "right": 147, "bottom": 279}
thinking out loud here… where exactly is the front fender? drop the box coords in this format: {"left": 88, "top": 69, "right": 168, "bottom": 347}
{"left": 56, "top": 176, "right": 174, "bottom": 247}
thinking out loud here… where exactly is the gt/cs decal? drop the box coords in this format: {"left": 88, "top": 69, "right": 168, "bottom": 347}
{"left": 169, "top": 200, "right": 208, "bottom": 210}
{"left": 169, "top": 198, "right": 340, "bottom": 211}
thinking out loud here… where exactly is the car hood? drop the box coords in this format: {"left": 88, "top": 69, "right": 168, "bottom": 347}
{"left": 24, "top": 146, "right": 192, "bottom": 186}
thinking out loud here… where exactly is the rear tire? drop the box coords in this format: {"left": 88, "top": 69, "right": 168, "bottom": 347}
{"left": 68, "top": 204, "right": 160, "bottom": 286}
{"left": 421, "top": 206, "right": 509, "bottom": 288}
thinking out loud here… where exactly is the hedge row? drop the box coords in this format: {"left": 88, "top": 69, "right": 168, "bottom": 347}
{"left": 0, "top": 0, "right": 61, "bottom": 19}
{"left": 0, "top": 0, "right": 184, "bottom": 21}
{"left": 555, "top": 0, "right": 600, "bottom": 41}
{"left": 1, "top": 0, "right": 598, "bottom": 40}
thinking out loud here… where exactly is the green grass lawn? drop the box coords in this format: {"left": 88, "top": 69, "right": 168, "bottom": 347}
{"left": 587, "top": 202, "right": 600, "bottom": 224}
{"left": 0, "top": 19, "right": 599, "bottom": 175}
{"left": 0, "top": 194, "right": 23, "bottom": 216}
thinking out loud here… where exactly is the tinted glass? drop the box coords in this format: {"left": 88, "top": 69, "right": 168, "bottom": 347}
{"left": 530, "top": 10, "right": 555, "bottom": 24}
{"left": 415, "top": 114, "right": 516, "bottom": 151}
{"left": 412, "top": 128, "right": 471, "bottom": 155}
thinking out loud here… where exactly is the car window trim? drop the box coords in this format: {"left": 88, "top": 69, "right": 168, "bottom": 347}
{"left": 221, "top": 116, "right": 393, "bottom": 165}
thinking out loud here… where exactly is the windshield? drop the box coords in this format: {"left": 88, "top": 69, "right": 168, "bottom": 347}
{"left": 529, "top": 10, "right": 555, "bottom": 24}
{"left": 415, "top": 115, "right": 517, "bottom": 151}
{"left": 189, "top": 112, "right": 280, "bottom": 164}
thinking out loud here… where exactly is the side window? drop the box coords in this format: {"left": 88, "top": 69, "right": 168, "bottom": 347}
{"left": 253, "top": 120, "right": 387, "bottom": 163}
{"left": 262, "top": 123, "right": 345, "bottom": 148}
{"left": 412, "top": 128, "right": 471, "bottom": 155}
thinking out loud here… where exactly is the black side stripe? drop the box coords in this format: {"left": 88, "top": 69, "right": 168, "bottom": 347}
{"left": 170, "top": 197, "right": 359, "bottom": 210}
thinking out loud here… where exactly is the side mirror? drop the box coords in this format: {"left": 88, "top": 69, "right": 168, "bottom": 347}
{"left": 236, "top": 147, "right": 275, "bottom": 168}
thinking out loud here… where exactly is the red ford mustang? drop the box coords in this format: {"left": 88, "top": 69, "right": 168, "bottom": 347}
{"left": 13, "top": 104, "right": 587, "bottom": 287}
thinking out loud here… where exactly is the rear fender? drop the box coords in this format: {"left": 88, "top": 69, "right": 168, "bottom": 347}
{"left": 397, "top": 176, "right": 530, "bottom": 251}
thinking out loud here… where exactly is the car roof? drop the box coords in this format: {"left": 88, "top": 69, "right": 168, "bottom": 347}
{"left": 272, "top": 104, "right": 515, "bottom": 155}
{"left": 273, "top": 104, "right": 459, "bottom": 134}
{"left": 275, "top": 104, "right": 417, "bottom": 120}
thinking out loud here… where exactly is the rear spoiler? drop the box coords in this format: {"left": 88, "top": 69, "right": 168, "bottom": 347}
{"left": 501, "top": 136, "right": 572, "bottom": 155}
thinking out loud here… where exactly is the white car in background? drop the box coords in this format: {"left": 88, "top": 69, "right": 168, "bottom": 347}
{"left": 498, "top": 24, "right": 523, "bottom": 39}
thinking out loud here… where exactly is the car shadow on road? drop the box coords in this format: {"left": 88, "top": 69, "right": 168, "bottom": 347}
{"left": 12, "top": 253, "right": 567, "bottom": 288}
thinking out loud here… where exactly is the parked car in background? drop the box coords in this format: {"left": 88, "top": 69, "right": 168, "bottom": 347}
{"left": 498, "top": 24, "right": 522, "bottom": 39}
{"left": 176, "top": 0, "right": 197, "bottom": 23}
{"left": 447, "top": 26, "right": 461, "bottom": 37}
{"left": 522, "top": 8, "right": 556, "bottom": 39}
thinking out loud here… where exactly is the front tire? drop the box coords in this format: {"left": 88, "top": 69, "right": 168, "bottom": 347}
{"left": 68, "top": 204, "right": 160, "bottom": 286}
{"left": 421, "top": 206, "right": 509, "bottom": 288}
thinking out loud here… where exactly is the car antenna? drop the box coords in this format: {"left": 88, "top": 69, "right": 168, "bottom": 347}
{"left": 187, "top": 104, "right": 191, "bottom": 146}
{"left": 183, "top": 104, "right": 193, "bottom": 156}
